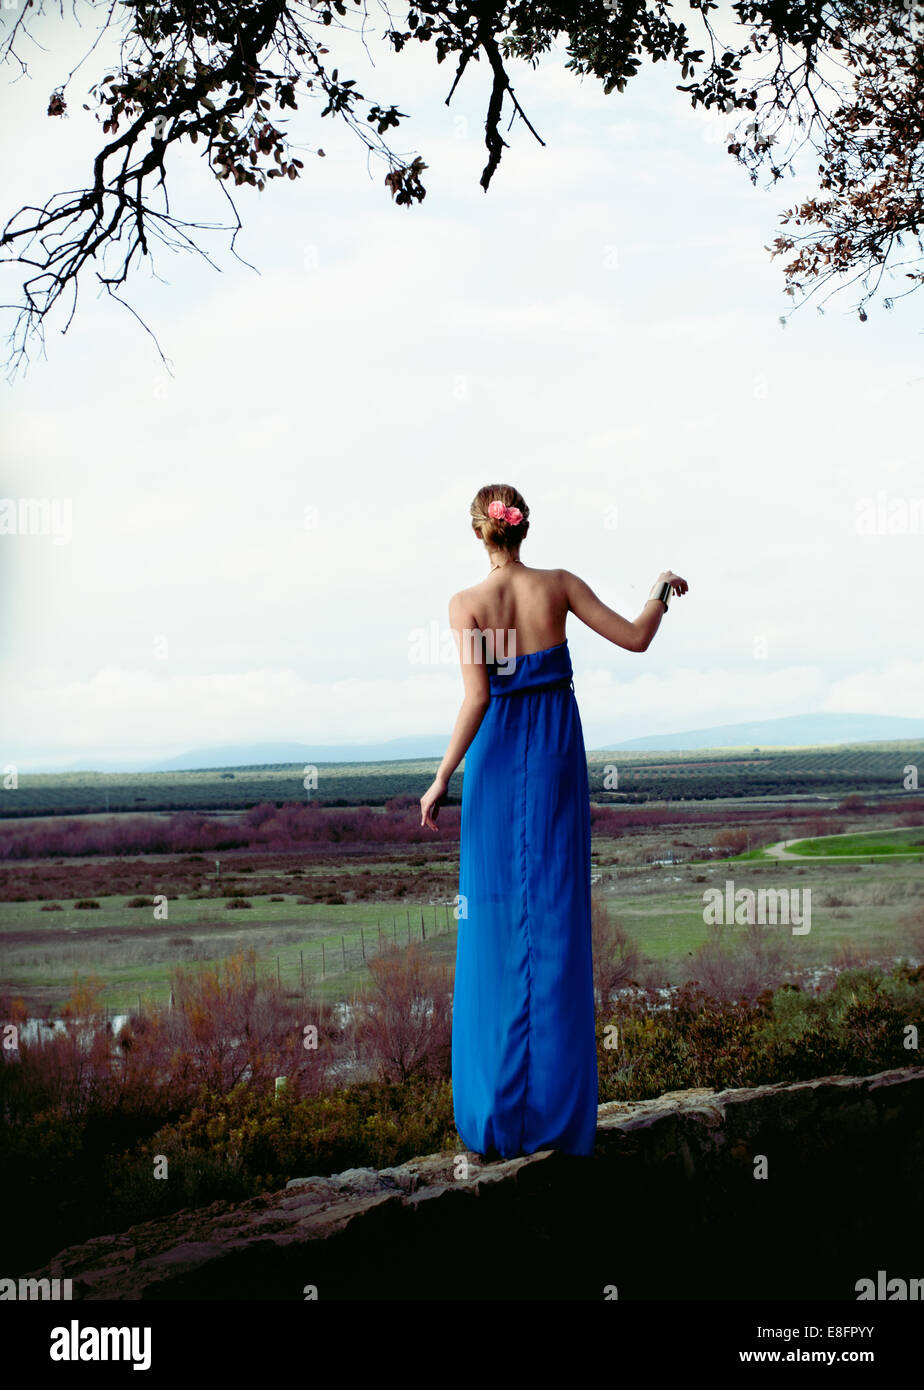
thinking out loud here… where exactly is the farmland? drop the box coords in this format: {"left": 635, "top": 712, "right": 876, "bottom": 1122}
{"left": 2, "top": 738, "right": 921, "bottom": 816}
{"left": 2, "top": 765, "right": 922, "bottom": 1015}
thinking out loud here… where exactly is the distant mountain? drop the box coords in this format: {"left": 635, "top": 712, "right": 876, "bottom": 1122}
{"left": 597, "top": 712, "right": 924, "bottom": 753}
{"left": 23, "top": 713, "right": 924, "bottom": 774}
{"left": 145, "top": 737, "right": 451, "bottom": 771}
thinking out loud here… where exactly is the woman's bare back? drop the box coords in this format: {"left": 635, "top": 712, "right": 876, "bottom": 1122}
{"left": 459, "top": 563, "right": 569, "bottom": 659}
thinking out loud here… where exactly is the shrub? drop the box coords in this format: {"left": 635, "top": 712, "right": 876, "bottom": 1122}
{"left": 690, "top": 920, "right": 794, "bottom": 1003}
{"left": 591, "top": 898, "right": 640, "bottom": 1007}
{"left": 350, "top": 943, "right": 452, "bottom": 1083}
{"left": 714, "top": 828, "right": 750, "bottom": 855}
{"left": 597, "top": 963, "right": 924, "bottom": 1105}
{"left": 104, "top": 1075, "right": 456, "bottom": 1227}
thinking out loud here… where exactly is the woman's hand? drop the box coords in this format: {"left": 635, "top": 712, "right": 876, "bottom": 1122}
{"left": 658, "top": 570, "right": 689, "bottom": 598}
{"left": 420, "top": 774, "right": 449, "bottom": 831}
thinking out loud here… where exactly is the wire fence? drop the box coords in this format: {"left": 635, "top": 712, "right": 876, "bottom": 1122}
{"left": 275, "top": 901, "right": 459, "bottom": 990}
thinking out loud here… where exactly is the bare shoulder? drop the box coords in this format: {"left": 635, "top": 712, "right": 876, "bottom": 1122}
{"left": 543, "top": 566, "right": 579, "bottom": 593}
{"left": 553, "top": 567, "right": 590, "bottom": 588}
{"left": 448, "top": 584, "right": 482, "bottom": 616}
{"left": 551, "top": 568, "right": 596, "bottom": 611}
{"left": 450, "top": 579, "right": 485, "bottom": 603}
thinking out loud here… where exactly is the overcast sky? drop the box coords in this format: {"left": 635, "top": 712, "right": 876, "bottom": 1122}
{"left": 2, "top": 4, "right": 922, "bottom": 771}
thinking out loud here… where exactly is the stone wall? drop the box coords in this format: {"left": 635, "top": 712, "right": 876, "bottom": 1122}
{"left": 23, "top": 1065, "right": 924, "bottom": 1300}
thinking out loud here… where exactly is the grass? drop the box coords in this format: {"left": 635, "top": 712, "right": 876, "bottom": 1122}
{"left": 700, "top": 825, "right": 924, "bottom": 864}
{"left": 786, "top": 827, "right": 924, "bottom": 857}
{"left": 0, "top": 893, "right": 459, "bottom": 1010}
{"left": 5, "top": 851, "right": 922, "bottom": 1012}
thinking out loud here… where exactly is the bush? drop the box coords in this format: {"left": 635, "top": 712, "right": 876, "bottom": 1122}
{"left": 689, "top": 919, "right": 794, "bottom": 1004}
{"left": 714, "top": 828, "right": 750, "bottom": 855}
{"left": 591, "top": 898, "right": 640, "bottom": 1007}
{"left": 350, "top": 943, "right": 452, "bottom": 1083}
{"left": 105, "top": 1075, "right": 456, "bottom": 1227}
{"left": 597, "top": 962, "right": 924, "bottom": 1106}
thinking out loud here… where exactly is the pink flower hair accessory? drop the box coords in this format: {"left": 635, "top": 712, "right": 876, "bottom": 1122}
{"left": 487, "top": 500, "right": 523, "bottom": 525}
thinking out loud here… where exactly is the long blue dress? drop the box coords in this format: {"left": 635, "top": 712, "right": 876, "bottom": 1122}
{"left": 452, "top": 638, "right": 598, "bottom": 1158}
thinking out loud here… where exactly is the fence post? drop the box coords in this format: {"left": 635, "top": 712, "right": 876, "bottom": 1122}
{"left": 361, "top": 926, "right": 366, "bottom": 961}
{"left": 300, "top": 950, "right": 305, "bottom": 988}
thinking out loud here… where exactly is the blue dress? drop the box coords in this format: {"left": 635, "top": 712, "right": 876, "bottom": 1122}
{"left": 452, "top": 638, "right": 598, "bottom": 1158}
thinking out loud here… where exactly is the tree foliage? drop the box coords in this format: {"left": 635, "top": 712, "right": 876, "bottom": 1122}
{"left": 1, "top": 0, "right": 923, "bottom": 373}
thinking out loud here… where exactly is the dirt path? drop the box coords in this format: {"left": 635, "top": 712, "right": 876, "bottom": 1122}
{"left": 762, "top": 838, "right": 921, "bottom": 861}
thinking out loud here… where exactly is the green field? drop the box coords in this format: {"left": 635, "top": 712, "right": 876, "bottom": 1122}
{"left": 0, "top": 894, "right": 458, "bottom": 1010}
{"left": 3, "top": 847, "right": 921, "bottom": 1013}
{"left": 786, "top": 827, "right": 924, "bottom": 857}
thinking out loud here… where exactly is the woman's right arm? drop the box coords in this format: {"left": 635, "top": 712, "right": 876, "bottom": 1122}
{"left": 562, "top": 569, "right": 688, "bottom": 652}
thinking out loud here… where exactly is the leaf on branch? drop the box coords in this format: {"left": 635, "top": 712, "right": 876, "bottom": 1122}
{"left": 384, "top": 156, "right": 428, "bottom": 206}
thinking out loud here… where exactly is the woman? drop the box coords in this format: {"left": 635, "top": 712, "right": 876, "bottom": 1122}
{"left": 420, "top": 483, "right": 688, "bottom": 1161}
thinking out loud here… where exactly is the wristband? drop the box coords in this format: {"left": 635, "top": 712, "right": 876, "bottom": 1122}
{"left": 649, "top": 580, "right": 672, "bottom": 610}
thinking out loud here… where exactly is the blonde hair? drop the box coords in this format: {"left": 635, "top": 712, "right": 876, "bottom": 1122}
{"left": 470, "top": 483, "right": 530, "bottom": 551}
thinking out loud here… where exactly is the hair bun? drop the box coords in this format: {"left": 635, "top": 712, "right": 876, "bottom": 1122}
{"left": 471, "top": 485, "right": 529, "bottom": 551}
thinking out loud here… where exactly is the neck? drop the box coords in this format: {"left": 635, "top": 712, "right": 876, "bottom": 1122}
{"left": 488, "top": 552, "right": 521, "bottom": 571}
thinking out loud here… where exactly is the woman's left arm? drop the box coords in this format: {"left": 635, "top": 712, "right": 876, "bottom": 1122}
{"left": 420, "top": 594, "right": 490, "bottom": 830}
